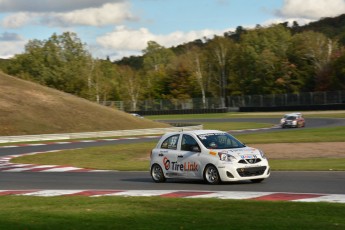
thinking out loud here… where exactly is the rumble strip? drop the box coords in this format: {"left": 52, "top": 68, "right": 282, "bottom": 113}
{"left": 0, "top": 190, "right": 344, "bottom": 203}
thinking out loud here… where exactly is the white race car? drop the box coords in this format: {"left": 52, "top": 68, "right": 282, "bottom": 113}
{"left": 150, "top": 130, "right": 270, "bottom": 184}
{"left": 280, "top": 112, "right": 302, "bottom": 125}
{"left": 280, "top": 112, "right": 305, "bottom": 128}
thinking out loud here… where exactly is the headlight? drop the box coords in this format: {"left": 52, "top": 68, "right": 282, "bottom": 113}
{"left": 218, "top": 153, "right": 236, "bottom": 162}
{"left": 259, "top": 150, "right": 266, "bottom": 159}
{"left": 292, "top": 120, "right": 297, "bottom": 125}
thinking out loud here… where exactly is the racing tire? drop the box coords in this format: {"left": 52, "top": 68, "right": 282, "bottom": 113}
{"left": 203, "top": 165, "right": 221, "bottom": 185}
{"left": 250, "top": 179, "right": 264, "bottom": 183}
{"left": 151, "top": 164, "right": 166, "bottom": 183}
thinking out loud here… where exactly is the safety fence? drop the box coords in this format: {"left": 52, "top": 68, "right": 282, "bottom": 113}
{"left": 102, "top": 90, "right": 345, "bottom": 112}
{"left": 228, "top": 91, "right": 345, "bottom": 108}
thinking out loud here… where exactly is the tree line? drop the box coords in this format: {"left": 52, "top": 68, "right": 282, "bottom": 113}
{"left": 3, "top": 20, "right": 345, "bottom": 110}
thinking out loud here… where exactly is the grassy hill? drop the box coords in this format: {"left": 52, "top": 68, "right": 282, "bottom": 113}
{"left": 0, "top": 72, "right": 169, "bottom": 136}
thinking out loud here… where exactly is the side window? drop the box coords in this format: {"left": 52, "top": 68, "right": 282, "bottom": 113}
{"left": 161, "top": 134, "right": 179, "bottom": 150}
{"left": 181, "top": 134, "right": 200, "bottom": 152}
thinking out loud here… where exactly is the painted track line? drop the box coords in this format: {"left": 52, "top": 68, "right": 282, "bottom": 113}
{"left": 0, "top": 135, "right": 160, "bottom": 149}
{"left": 228, "top": 124, "right": 281, "bottom": 133}
{"left": 0, "top": 136, "right": 161, "bottom": 172}
{"left": 0, "top": 190, "right": 344, "bottom": 203}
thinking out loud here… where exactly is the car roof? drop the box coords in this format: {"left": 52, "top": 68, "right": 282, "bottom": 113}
{"left": 284, "top": 112, "right": 302, "bottom": 116}
{"left": 163, "top": 130, "right": 225, "bottom": 136}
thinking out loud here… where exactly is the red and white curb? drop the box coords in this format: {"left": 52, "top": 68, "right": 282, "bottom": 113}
{"left": 0, "top": 150, "right": 111, "bottom": 172}
{"left": 0, "top": 136, "right": 160, "bottom": 172}
{"left": 0, "top": 190, "right": 344, "bottom": 203}
{"left": 0, "top": 136, "right": 160, "bottom": 149}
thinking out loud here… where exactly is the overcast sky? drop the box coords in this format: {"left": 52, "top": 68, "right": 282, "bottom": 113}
{"left": 0, "top": 0, "right": 345, "bottom": 61}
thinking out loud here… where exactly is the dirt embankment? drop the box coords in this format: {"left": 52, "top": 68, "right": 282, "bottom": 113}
{"left": 251, "top": 142, "right": 345, "bottom": 159}
{"left": 0, "top": 72, "right": 169, "bottom": 135}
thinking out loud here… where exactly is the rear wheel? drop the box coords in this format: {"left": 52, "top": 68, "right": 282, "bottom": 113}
{"left": 151, "top": 164, "right": 166, "bottom": 183}
{"left": 203, "top": 165, "right": 221, "bottom": 185}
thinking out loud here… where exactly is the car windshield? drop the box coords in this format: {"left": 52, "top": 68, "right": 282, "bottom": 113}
{"left": 197, "top": 133, "right": 245, "bottom": 149}
{"left": 286, "top": 116, "right": 297, "bottom": 120}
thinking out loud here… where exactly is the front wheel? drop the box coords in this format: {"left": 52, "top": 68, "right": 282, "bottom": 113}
{"left": 203, "top": 165, "right": 221, "bottom": 185}
{"left": 151, "top": 164, "right": 166, "bottom": 183}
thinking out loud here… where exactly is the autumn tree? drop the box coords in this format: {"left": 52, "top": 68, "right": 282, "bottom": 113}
{"left": 117, "top": 65, "right": 143, "bottom": 111}
{"left": 288, "top": 31, "right": 338, "bottom": 91}
{"left": 142, "top": 41, "right": 175, "bottom": 99}
{"left": 329, "top": 49, "right": 345, "bottom": 90}
{"left": 88, "top": 59, "right": 119, "bottom": 103}
{"left": 205, "top": 36, "right": 236, "bottom": 106}
{"left": 182, "top": 46, "right": 210, "bottom": 108}
{"left": 164, "top": 55, "right": 197, "bottom": 101}
{"left": 234, "top": 24, "right": 297, "bottom": 94}
{"left": 8, "top": 32, "right": 92, "bottom": 98}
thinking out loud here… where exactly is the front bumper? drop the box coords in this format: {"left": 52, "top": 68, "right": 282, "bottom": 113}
{"left": 282, "top": 124, "right": 297, "bottom": 128}
{"left": 218, "top": 163, "right": 270, "bottom": 182}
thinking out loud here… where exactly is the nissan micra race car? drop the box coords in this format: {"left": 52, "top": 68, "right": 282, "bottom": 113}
{"left": 150, "top": 130, "right": 270, "bottom": 184}
{"left": 280, "top": 112, "right": 305, "bottom": 128}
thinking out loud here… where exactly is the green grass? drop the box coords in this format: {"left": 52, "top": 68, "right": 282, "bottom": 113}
{"left": 12, "top": 142, "right": 155, "bottom": 171}
{"left": 12, "top": 126, "right": 345, "bottom": 171}
{"left": 202, "top": 122, "right": 272, "bottom": 131}
{"left": 146, "top": 111, "right": 345, "bottom": 120}
{"left": 12, "top": 142, "right": 345, "bottom": 171}
{"left": 305, "top": 113, "right": 345, "bottom": 118}
{"left": 236, "top": 126, "right": 345, "bottom": 144}
{"left": 147, "top": 113, "right": 237, "bottom": 120}
{"left": 0, "top": 196, "right": 344, "bottom": 230}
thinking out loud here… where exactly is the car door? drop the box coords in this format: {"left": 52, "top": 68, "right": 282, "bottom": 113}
{"left": 158, "top": 134, "right": 182, "bottom": 177}
{"left": 178, "top": 134, "right": 203, "bottom": 179}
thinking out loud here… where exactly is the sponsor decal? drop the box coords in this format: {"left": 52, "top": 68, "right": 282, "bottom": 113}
{"left": 162, "top": 157, "right": 199, "bottom": 172}
{"left": 209, "top": 151, "right": 217, "bottom": 156}
{"left": 173, "top": 162, "right": 198, "bottom": 171}
{"left": 229, "top": 149, "right": 247, "bottom": 152}
{"left": 163, "top": 157, "right": 170, "bottom": 170}
{"left": 240, "top": 155, "right": 257, "bottom": 159}
{"left": 229, "top": 148, "right": 256, "bottom": 153}
{"left": 198, "top": 133, "right": 226, "bottom": 140}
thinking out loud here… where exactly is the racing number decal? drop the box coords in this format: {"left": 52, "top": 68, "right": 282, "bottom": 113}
{"left": 163, "top": 157, "right": 170, "bottom": 170}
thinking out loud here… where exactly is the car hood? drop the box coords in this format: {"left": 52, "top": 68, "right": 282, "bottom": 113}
{"left": 217, "top": 147, "right": 261, "bottom": 158}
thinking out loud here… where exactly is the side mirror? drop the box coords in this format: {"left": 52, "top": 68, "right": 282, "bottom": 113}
{"left": 192, "top": 146, "right": 200, "bottom": 152}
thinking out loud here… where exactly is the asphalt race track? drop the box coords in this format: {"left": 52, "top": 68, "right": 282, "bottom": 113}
{"left": 1, "top": 171, "right": 344, "bottom": 195}
{"left": 1, "top": 117, "right": 345, "bottom": 196}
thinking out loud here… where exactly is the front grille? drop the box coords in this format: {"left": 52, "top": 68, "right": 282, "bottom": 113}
{"left": 238, "top": 159, "right": 262, "bottom": 164}
{"left": 236, "top": 166, "right": 267, "bottom": 177}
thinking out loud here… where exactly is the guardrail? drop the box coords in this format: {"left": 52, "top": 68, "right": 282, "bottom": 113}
{"left": 0, "top": 125, "right": 203, "bottom": 143}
